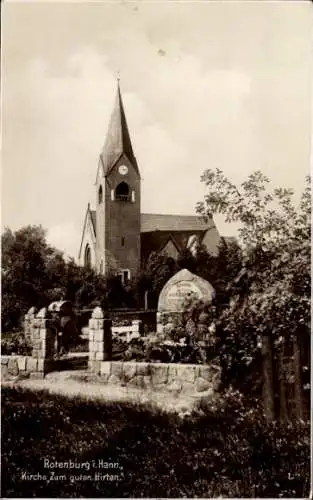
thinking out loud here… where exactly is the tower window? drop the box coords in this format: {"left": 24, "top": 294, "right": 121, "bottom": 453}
{"left": 131, "top": 190, "right": 135, "bottom": 202}
{"left": 121, "top": 237, "right": 125, "bottom": 246}
{"left": 98, "top": 185, "right": 103, "bottom": 204}
{"left": 115, "top": 182, "right": 130, "bottom": 201}
{"left": 84, "top": 244, "right": 91, "bottom": 268}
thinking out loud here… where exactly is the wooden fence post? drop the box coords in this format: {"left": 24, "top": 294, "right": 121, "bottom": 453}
{"left": 278, "top": 340, "right": 288, "bottom": 423}
{"left": 293, "top": 334, "right": 304, "bottom": 421}
{"left": 261, "top": 334, "right": 275, "bottom": 422}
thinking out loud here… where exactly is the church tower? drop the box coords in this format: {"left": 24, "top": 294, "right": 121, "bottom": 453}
{"left": 95, "top": 81, "right": 141, "bottom": 283}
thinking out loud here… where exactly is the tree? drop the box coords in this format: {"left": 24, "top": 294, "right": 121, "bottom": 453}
{"left": 177, "top": 239, "right": 243, "bottom": 311}
{"left": 1, "top": 225, "right": 134, "bottom": 332}
{"left": 2, "top": 225, "right": 67, "bottom": 331}
{"left": 134, "top": 253, "right": 179, "bottom": 308}
{"left": 196, "top": 169, "right": 310, "bottom": 416}
{"left": 196, "top": 169, "right": 310, "bottom": 251}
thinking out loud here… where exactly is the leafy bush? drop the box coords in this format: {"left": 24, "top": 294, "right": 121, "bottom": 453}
{"left": 194, "top": 171, "right": 311, "bottom": 402}
{"left": 110, "top": 336, "right": 217, "bottom": 364}
{"left": 1, "top": 387, "right": 309, "bottom": 498}
{"left": 1, "top": 332, "right": 32, "bottom": 356}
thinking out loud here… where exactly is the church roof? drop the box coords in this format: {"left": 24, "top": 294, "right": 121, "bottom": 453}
{"left": 88, "top": 209, "right": 220, "bottom": 262}
{"left": 89, "top": 211, "right": 213, "bottom": 234}
{"left": 140, "top": 213, "right": 212, "bottom": 232}
{"left": 140, "top": 214, "right": 219, "bottom": 262}
{"left": 90, "top": 210, "right": 96, "bottom": 234}
{"left": 78, "top": 205, "right": 96, "bottom": 260}
{"left": 100, "top": 82, "right": 139, "bottom": 176}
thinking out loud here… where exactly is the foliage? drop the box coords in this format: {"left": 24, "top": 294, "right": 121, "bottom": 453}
{"left": 196, "top": 169, "right": 310, "bottom": 250}
{"left": 178, "top": 239, "right": 243, "bottom": 301}
{"left": 2, "top": 387, "right": 310, "bottom": 498}
{"left": 1, "top": 226, "right": 134, "bottom": 332}
{"left": 2, "top": 226, "right": 63, "bottom": 331}
{"left": 195, "top": 169, "right": 311, "bottom": 394}
{"left": 134, "top": 252, "right": 179, "bottom": 308}
{"left": 1, "top": 332, "right": 32, "bottom": 356}
{"left": 113, "top": 336, "right": 217, "bottom": 364}
{"left": 134, "top": 238, "right": 243, "bottom": 311}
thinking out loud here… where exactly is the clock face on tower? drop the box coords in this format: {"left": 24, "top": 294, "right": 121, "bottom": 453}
{"left": 118, "top": 165, "right": 128, "bottom": 176}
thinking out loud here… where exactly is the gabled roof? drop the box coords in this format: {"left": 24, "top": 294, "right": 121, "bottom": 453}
{"left": 100, "top": 82, "right": 139, "bottom": 177}
{"left": 78, "top": 206, "right": 96, "bottom": 259}
{"left": 90, "top": 210, "right": 96, "bottom": 234}
{"left": 140, "top": 214, "right": 219, "bottom": 262}
{"left": 159, "top": 234, "right": 181, "bottom": 254}
{"left": 89, "top": 211, "right": 213, "bottom": 236}
{"left": 140, "top": 213, "right": 213, "bottom": 232}
{"left": 141, "top": 229, "right": 208, "bottom": 263}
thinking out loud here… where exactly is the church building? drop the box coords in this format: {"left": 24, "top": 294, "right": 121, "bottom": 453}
{"left": 79, "top": 83, "right": 221, "bottom": 284}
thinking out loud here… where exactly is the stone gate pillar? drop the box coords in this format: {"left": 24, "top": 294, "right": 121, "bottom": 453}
{"left": 24, "top": 306, "right": 37, "bottom": 345}
{"left": 30, "top": 307, "right": 57, "bottom": 377}
{"left": 88, "top": 307, "right": 112, "bottom": 372}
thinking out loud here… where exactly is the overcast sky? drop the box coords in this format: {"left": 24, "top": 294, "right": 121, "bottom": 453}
{"left": 2, "top": 1, "right": 312, "bottom": 259}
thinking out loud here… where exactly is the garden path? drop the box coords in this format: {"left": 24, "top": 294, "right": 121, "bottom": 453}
{"left": 2, "top": 369, "right": 201, "bottom": 416}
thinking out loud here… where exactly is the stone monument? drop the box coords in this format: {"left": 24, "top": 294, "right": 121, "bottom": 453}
{"left": 157, "top": 268, "right": 215, "bottom": 338}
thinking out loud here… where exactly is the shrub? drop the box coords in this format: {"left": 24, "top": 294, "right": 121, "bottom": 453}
{"left": 110, "top": 335, "right": 218, "bottom": 364}
{"left": 1, "top": 332, "right": 32, "bottom": 356}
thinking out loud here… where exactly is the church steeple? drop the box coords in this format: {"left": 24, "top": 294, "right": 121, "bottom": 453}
{"left": 100, "top": 81, "right": 139, "bottom": 176}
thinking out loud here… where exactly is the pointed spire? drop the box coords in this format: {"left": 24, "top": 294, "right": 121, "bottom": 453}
{"left": 101, "top": 80, "right": 139, "bottom": 176}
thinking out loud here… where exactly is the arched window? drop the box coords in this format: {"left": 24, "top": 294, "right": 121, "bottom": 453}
{"left": 115, "top": 182, "right": 130, "bottom": 201}
{"left": 100, "top": 260, "right": 103, "bottom": 274}
{"left": 98, "top": 185, "right": 103, "bottom": 204}
{"left": 84, "top": 244, "right": 91, "bottom": 268}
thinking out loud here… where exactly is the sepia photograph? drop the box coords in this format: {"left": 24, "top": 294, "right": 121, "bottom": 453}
{"left": 1, "top": 0, "right": 311, "bottom": 498}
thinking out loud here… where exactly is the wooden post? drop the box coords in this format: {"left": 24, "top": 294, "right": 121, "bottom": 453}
{"left": 278, "top": 341, "right": 288, "bottom": 423}
{"left": 261, "top": 334, "right": 275, "bottom": 422}
{"left": 293, "top": 334, "right": 304, "bottom": 421}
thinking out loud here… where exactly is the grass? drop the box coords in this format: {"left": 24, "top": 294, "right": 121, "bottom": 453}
{"left": 1, "top": 387, "right": 310, "bottom": 498}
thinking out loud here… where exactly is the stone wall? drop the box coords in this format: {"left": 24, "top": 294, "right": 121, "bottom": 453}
{"left": 2, "top": 305, "right": 221, "bottom": 396}
{"left": 88, "top": 360, "right": 221, "bottom": 396}
{"left": 1, "top": 355, "right": 53, "bottom": 379}
{"left": 1, "top": 306, "right": 57, "bottom": 380}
